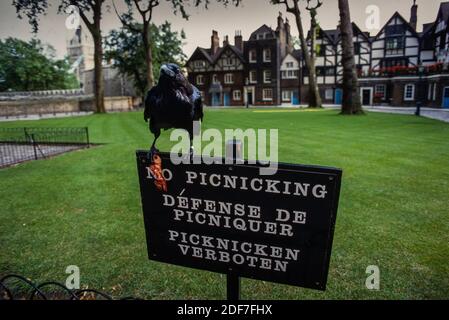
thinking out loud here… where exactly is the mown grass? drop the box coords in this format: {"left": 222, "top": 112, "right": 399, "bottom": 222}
{"left": 0, "top": 108, "right": 448, "bottom": 299}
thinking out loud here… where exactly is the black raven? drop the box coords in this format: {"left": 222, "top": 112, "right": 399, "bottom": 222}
{"left": 144, "top": 63, "right": 203, "bottom": 161}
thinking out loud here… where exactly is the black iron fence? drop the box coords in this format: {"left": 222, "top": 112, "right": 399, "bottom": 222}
{"left": 0, "top": 274, "right": 138, "bottom": 300}
{"left": 0, "top": 127, "right": 90, "bottom": 168}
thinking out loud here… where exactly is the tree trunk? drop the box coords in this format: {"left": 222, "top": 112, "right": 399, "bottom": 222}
{"left": 143, "top": 21, "right": 155, "bottom": 91}
{"left": 338, "top": 0, "right": 363, "bottom": 115}
{"left": 292, "top": 1, "right": 322, "bottom": 108}
{"left": 93, "top": 32, "right": 106, "bottom": 113}
{"left": 309, "top": 10, "right": 322, "bottom": 108}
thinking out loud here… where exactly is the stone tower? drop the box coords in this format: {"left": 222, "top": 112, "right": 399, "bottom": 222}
{"left": 66, "top": 24, "right": 94, "bottom": 88}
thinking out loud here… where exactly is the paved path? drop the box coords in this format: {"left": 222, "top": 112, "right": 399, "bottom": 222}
{"left": 0, "top": 111, "right": 93, "bottom": 122}
{"left": 362, "top": 106, "right": 449, "bottom": 123}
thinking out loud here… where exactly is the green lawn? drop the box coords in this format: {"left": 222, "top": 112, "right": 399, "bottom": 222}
{"left": 0, "top": 109, "right": 448, "bottom": 300}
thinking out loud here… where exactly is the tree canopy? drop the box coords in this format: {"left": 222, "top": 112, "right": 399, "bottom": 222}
{"left": 0, "top": 38, "right": 79, "bottom": 92}
{"left": 105, "top": 21, "right": 186, "bottom": 97}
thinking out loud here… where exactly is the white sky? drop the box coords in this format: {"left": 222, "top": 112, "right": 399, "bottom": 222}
{"left": 0, "top": 0, "right": 444, "bottom": 59}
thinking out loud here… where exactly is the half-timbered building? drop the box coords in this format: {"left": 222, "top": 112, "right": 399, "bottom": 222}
{"left": 187, "top": 1, "right": 449, "bottom": 108}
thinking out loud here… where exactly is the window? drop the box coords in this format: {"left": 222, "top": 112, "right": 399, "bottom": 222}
{"left": 263, "top": 49, "right": 271, "bottom": 62}
{"left": 381, "top": 58, "right": 407, "bottom": 68}
{"left": 286, "top": 62, "right": 294, "bottom": 68}
{"left": 282, "top": 90, "right": 291, "bottom": 102}
{"left": 257, "top": 34, "right": 264, "bottom": 40}
{"left": 233, "top": 90, "right": 241, "bottom": 101}
{"left": 404, "top": 84, "right": 415, "bottom": 101}
{"left": 264, "top": 70, "right": 271, "bottom": 83}
{"left": 223, "top": 58, "right": 235, "bottom": 66}
{"left": 224, "top": 73, "right": 234, "bottom": 84}
{"left": 325, "top": 89, "right": 333, "bottom": 100}
{"left": 249, "top": 50, "right": 257, "bottom": 63}
{"left": 249, "top": 70, "right": 257, "bottom": 83}
{"left": 428, "top": 83, "right": 437, "bottom": 101}
{"left": 317, "top": 67, "right": 335, "bottom": 76}
{"left": 212, "top": 74, "right": 219, "bottom": 84}
{"left": 196, "top": 75, "right": 204, "bottom": 85}
{"left": 263, "top": 89, "right": 273, "bottom": 101}
{"left": 194, "top": 60, "right": 206, "bottom": 68}
{"left": 386, "top": 37, "right": 404, "bottom": 55}
{"left": 282, "top": 70, "right": 298, "bottom": 79}
{"left": 385, "top": 25, "right": 406, "bottom": 37}
{"left": 375, "top": 85, "right": 386, "bottom": 100}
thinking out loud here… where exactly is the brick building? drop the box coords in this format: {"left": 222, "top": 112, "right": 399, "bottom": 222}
{"left": 186, "top": 13, "right": 297, "bottom": 106}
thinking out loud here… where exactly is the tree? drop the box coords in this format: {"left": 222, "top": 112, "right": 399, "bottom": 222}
{"left": 338, "top": 0, "right": 363, "bottom": 114}
{"left": 105, "top": 21, "right": 186, "bottom": 97}
{"left": 113, "top": 0, "right": 241, "bottom": 92}
{"left": 0, "top": 38, "right": 78, "bottom": 92}
{"left": 272, "top": 0, "right": 323, "bottom": 108}
{"left": 13, "top": 0, "right": 107, "bottom": 113}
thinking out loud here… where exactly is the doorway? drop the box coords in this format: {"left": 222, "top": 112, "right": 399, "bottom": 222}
{"left": 361, "top": 88, "right": 373, "bottom": 106}
{"left": 443, "top": 87, "right": 449, "bottom": 108}
{"left": 334, "top": 89, "right": 343, "bottom": 105}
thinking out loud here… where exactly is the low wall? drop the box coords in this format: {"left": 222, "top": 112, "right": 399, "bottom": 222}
{"left": 0, "top": 96, "right": 140, "bottom": 117}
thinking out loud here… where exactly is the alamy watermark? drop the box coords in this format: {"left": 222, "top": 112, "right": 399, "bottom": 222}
{"left": 169, "top": 122, "right": 279, "bottom": 176}
{"left": 65, "top": 265, "right": 80, "bottom": 290}
{"left": 365, "top": 265, "right": 380, "bottom": 290}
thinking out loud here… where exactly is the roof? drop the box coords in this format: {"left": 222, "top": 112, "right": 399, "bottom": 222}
{"left": 309, "top": 23, "right": 370, "bottom": 45}
{"left": 374, "top": 11, "right": 419, "bottom": 39}
{"left": 422, "top": 23, "right": 435, "bottom": 34}
{"left": 438, "top": 2, "right": 449, "bottom": 22}
{"left": 187, "top": 44, "right": 245, "bottom": 66}
{"left": 292, "top": 49, "right": 302, "bottom": 60}
{"left": 249, "top": 24, "right": 276, "bottom": 40}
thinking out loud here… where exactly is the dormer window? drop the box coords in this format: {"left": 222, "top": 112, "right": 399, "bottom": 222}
{"left": 249, "top": 50, "right": 257, "bottom": 63}
{"left": 263, "top": 49, "right": 271, "bottom": 62}
{"left": 257, "top": 34, "right": 264, "bottom": 40}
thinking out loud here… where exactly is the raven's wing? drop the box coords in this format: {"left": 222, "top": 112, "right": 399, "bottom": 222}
{"left": 191, "top": 85, "right": 204, "bottom": 121}
{"left": 144, "top": 86, "right": 161, "bottom": 123}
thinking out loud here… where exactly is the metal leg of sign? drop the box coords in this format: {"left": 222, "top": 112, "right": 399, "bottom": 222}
{"left": 225, "top": 139, "right": 243, "bottom": 301}
{"left": 227, "top": 274, "right": 241, "bottom": 301}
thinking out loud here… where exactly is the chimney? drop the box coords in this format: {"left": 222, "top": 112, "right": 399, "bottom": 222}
{"left": 277, "top": 12, "right": 284, "bottom": 31}
{"left": 223, "top": 35, "right": 229, "bottom": 47}
{"left": 211, "top": 30, "right": 220, "bottom": 55}
{"left": 234, "top": 30, "right": 243, "bottom": 51}
{"left": 410, "top": 0, "right": 418, "bottom": 31}
{"left": 285, "top": 18, "right": 291, "bottom": 36}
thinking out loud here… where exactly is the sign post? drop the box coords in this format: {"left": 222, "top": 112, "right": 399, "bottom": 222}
{"left": 225, "top": 140, "right": 242, "bottom": 301}
{"left": 136, "top": 149, "right": 342, "bottom": 298}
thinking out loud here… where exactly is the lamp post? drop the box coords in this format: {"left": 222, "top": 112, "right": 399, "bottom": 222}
{"left": 415, "top": 65, "right": 425, "bottom": 116}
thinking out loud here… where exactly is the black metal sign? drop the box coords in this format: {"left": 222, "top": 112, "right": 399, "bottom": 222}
{"left": 136, "top": 152, "right": 342, "bottom": 291}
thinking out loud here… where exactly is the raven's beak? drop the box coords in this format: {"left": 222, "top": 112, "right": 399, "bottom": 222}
{"left": 161, "top": 64, "right": 175, "bottom": 78}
